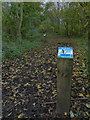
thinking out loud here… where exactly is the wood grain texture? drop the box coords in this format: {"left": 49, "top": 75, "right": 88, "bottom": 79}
{"left": 57, "top": 58, "right": 73, "bottom": 114}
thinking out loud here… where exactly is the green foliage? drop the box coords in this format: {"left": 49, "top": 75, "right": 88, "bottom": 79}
{"left": 25, "top": 29, "right": 43, "bottom": 41}
{"left": 2, "top": 2, "right": 43, "bottom": 42}
{"left": 2, "top": 38, "right": 42, "bottom": 60}
{"left": 74, "top": 38, "right": 88, "bottom": 51}
{"left": 2, "top": 2, "right": 90, "bottom": 40}
{"left": 56, "top": 24, "right": 66, "bottom": 36}
{"left": 43, "top": 2, "right": 89, "bottom": 38}
{"left": 2, "top": 2, "right": 89, "bottom": 60}
{"left": 74, "top": 37, "right": 88, "bottom": 69}
{"left": 2, "top": 2, "right": 44, "bottom": 59}
{"left": 39, "top": 18, "right": 53, "bottom": 33}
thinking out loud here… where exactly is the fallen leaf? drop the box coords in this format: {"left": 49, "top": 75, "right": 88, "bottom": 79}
{"left": 78, "top": 93, "right": 84, "bottom": 97}
{"left": 64, "top": 112, "right": 67, "bottom": 115}
{"left": 24, "top": 83, "right": 30, "bottom": 87}
{"left": 18, "top": 113, "right": 24, "bottom": 118}
{"left": 70, "top": 111, "right": 74, "bottom": 118}
{"left": 9, "top": 96, "right": 14, "bottom": 100}
{"left": 33, "top": 103, "right": 36, "bottom": 106}
{"left": 86, "top": 94, "right": 89, "bottom": 98}
{"left": 86, "top": 103, "right": 90, "bottom": 108}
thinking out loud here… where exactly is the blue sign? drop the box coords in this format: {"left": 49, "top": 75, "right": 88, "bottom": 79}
{"left": 58, "top": 47, "right": 73, "bottom": 58}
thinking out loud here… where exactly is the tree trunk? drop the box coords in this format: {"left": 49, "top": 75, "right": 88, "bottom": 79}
{"left": 19, "top": 2, "right": 23, "bottom": 42}
{"left": 65, "top": 22, "right": 68, "bottom": 37}
{"left": 57, "top": 2, "right": 60, "bottom": 32}
{"left": 57, "top": 58, "right": 73, "bottom": 114}
{"left": 16, "top": 3, "right": 23, "bottom": 42}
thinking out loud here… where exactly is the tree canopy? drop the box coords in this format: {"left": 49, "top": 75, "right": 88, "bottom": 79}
{"left": 2, "top": 2, "right": 89, "bottom": 42}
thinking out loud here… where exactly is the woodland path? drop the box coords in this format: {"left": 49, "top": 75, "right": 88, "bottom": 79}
{"left": 2, "top": 34, "right": 89, "bottom": 119}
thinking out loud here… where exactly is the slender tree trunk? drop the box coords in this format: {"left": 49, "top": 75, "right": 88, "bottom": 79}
{"left": 57, "top": 2, "right": 60, "bottom": 32}
{"left": 16, "top": 3, "right": 23, "bottom": 42}
{"left": 65, "top": 22, "right": 68, "bottom": 37}
{"left": 19, "top": 2, "right": 23, "bottom": 42}
{"left": 16, "top": 3, "right": 19, "bottom": 40}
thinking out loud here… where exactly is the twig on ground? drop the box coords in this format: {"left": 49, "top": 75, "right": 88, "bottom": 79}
{"left": 42, "top": 97, "right": 88, "bottom": 105}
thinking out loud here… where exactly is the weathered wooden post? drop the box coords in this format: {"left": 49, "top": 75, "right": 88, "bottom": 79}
{"left": 57, "top": 43, "right": 73, "bottom": 115}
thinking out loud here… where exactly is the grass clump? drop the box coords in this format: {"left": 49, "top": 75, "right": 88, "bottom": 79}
{"left": 2, "top": 36, "right": 43, "bottom": 60}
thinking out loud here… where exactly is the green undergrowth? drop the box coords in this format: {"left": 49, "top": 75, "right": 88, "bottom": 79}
{"left": 74, "top": 37, "right": 88, "bottom": 58}
{"left": 74, "top": 37, "right": 88, "bottom": 70}
{"left": 2, "top": 38, "right": 43, "bottom": 60}
{"left": 74, "top": 37, "right": 88, "bottom": 50}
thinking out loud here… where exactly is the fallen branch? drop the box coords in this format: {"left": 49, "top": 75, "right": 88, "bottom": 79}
{"left": 71, "top": 97, "right": 88, "bottom": 100}
{"left": 42, "top": 97, "right": 88, "bottom": 105}
{"left": 42, "top": 101, "right": 56, "bottom": 105}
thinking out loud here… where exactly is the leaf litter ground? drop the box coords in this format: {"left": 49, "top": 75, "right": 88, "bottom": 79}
{"left": 2, "top": 36, "right": 89, "bottom": 119}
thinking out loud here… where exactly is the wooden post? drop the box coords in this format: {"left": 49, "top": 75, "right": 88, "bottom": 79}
{"left": 57, "top": 45, "right": 73, "bottom": 114}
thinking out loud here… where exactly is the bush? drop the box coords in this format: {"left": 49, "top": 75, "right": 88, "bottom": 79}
{"left": 2, "top": 37, "right": 43, "bottom": 60}
{"left": 25, "top": 29, "right": 43, "bottom": 41}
